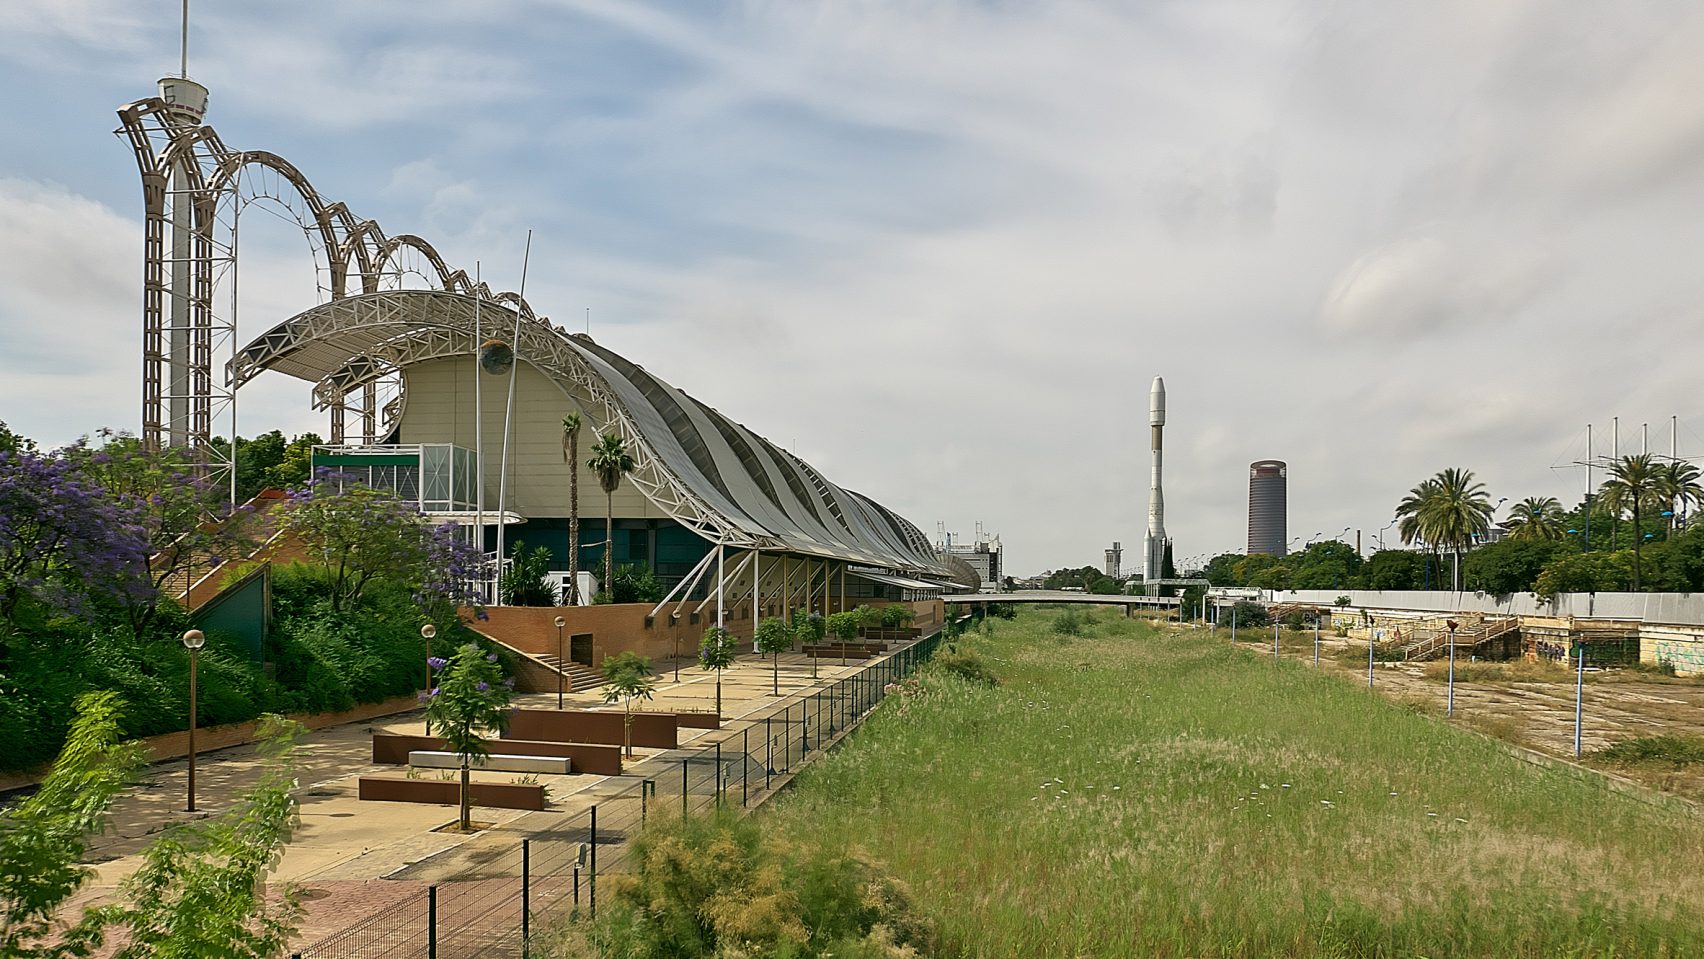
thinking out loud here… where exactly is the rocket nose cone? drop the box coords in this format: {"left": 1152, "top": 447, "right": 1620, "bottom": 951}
{"left": 1149, "top": 376, "right": 1166, "bottom": 422}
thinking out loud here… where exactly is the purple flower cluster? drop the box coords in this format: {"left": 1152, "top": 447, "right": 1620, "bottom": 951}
{"left": 0, "top": 448, "right": 153, "bottom": 621}
{"left": 427, "top": 656, "right": 449, "bottom": 671}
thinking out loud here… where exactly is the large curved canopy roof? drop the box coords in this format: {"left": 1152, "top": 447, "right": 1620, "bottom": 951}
{"left": 232, "top": 290, "right": 950, "bottom": 575}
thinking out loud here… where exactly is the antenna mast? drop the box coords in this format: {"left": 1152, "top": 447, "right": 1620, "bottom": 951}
{"left": 180, "top": 0, "right": 189, "bottom": 78}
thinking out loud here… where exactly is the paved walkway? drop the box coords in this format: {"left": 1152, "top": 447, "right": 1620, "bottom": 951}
{"left": 63, "top": 646, "right": 885, "bottom": 953}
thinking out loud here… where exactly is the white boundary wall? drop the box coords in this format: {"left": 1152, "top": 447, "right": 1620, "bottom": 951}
{"left": 1263, "top": 590, "right": 1704, "bottom": 627}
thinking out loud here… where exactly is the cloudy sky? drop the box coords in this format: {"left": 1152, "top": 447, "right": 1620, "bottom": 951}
{"left": 3, "top": 1, "right": 1703, "bottom": 574}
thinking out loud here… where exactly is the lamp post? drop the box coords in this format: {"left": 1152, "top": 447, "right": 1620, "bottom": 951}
{"left": 1364, "top": 610, "right": 1374, "bottom": 689}
{"left": 181, "top": 628, "right": 205, "bottom": 813}
{"left": 1445, "top": 619, "right": 1458, "bottom": 717}
{"left": 421, "top": 623, "right": 437, "bottom": 735}
{"left": 554, "top": 615, "right": 567, "bottom": 709}
{"left": 1377, "top": 518, "right": 1396, "bottom": 551}
{"left": 671, "top": 612, "right": 682, "bottom": 682}
{"left": 1313, "top": 615, "right": 1320, "bottom": 667}
{"left": 1574, "top": 642, "right": 1586, "bottom": 758}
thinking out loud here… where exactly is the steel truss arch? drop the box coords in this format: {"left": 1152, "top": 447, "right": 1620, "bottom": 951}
{"left": 233, "top": 290, "right": 762, "bottom": 549}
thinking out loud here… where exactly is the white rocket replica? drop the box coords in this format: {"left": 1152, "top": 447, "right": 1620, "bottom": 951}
{"left": 1144, "top": 376, "right": 1167, "bottom": 585}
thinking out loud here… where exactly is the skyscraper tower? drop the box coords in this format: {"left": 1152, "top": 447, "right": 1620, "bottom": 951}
{"left": 1248, "top": 460, "right": 1288, "bottom": 556}
{"left": 1144, "top": 377, "right": 1167, "bottom": 583}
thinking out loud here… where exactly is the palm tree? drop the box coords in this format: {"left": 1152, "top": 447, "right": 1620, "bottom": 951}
{"left": 1397, "top": 469, "right": 1493, "bottom": 591}
{"left": 1505, "top": 496, "right": 1566, "bottom": 541}
{"left": 586, "top": 432, "right": 636, "bottom": 598}
{"left": 1395, "top": 476, "right": 1443, "bottom": 583}
{"left": 1599, "top": 453, "right": 1662, "bottom": 590}
{"left": 561, "top": 414, "right": 582, "bottom": 604}
{"left": 1656, "top": 459, "right": 1704, "bottom": 532}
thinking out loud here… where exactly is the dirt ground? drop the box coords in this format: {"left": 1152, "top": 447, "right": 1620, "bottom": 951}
{"left": 1210, "top": 625, "right": 1704, "bottom": 803}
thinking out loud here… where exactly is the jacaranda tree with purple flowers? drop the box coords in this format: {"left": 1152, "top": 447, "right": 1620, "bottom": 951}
{"left": 64, "top": 430, "right": 259, "bottom": 639}
{"left": 281, "top": 469, "right": 484, "bottom": 617}
{"left": 422, "top": 643, "right": 513, "bottom": 830}
{"left": 0, "top": 447, "right": 152, "bottom": 644}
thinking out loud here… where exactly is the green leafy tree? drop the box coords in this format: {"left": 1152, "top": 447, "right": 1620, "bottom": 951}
{"left": 879, "top": 604, "right": 915, "bottom": 628}
{"left": 0, "top": 693, "right": 304, "bottom": 959}
{"left": 599, "top": 651, "right": 656, "bottom": 757}
{"left": 1289, "top": 541, "right": 1362, "bottom": 590}
{"left": 1462, "top": 538, "right": 1565, "bottom": 595}
{"left": 0, "top": 692, "right": 142, "bottom": 959}
{"left": 1599, "top": 454, "right": 1662, "bottom": 590}
{"left": 587, "top": 432, "right": 636, "bottom": 598}
{"left": 698, "top": 626, "right": 737, "bottom": 717}
{"left": 422, "top": 643, "right": 514, "bottom": 830}
{"left": 1360, "top": 549, "right": 1427, "bottom": 590}
{"left": 105, "top": 717, "right": 305, "bottom": 959}
{"left": 561, "top": 414, "right": 583, "bottom": 604}
{"left": 498, "top": 542, "right": 555, "bottom": 606}
{"left": 753, "top": 618, "right": 793, "bottom": 695}
{"left": 1504, "top": 496, "right": 1566, "bottom": 542}
{"left": 1202, "top": 552, "right": 1246, "bottom": 586}
{"left": 1533, "top": 550, "right": 1634, "bottom": 599}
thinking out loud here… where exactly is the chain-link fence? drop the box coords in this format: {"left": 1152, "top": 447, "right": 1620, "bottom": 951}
{"left": 291, "top": 630, "right": 943, "bottom": 959}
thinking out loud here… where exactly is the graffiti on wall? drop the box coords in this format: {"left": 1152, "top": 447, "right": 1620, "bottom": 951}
{"left": 1648, "top": 638, "right": 1704, "bottom": 676}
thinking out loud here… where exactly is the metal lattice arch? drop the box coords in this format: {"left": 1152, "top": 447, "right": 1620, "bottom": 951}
{"left": 233, "top": 290, "right": 954, "bottom": 576}
{"left": 116, "top": 79, "right": 540, "bottom": 466}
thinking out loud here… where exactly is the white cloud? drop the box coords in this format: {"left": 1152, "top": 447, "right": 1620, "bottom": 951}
{"left": 8, "top": 1, "right": 1704, "bottom": 572}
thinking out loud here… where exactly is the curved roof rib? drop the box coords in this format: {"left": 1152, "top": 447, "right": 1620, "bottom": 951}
{"left": 233, "top": 289, "right": 950, "bottom": 575}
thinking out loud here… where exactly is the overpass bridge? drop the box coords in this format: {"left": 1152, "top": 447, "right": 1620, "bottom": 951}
{"left": 942, "top": 591, "right": 1182, "bottom": 615}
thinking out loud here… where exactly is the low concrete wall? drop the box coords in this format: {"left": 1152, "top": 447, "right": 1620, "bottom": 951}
{"left": 371, "top": 732, "right": 624, "bottom": 775}
{"left": 357, "top": 777, "right": 546, "bottom": 811}
{"left": 1271, "top": 589, "right": 1704, "bottom": 626}
{"left": 507, "top": 708, "right": 679, "bottom": 749}
{"left": 1640, "top": 625, "right": 1704, "bottom": 676}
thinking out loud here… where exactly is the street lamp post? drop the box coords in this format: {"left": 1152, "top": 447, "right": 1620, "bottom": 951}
{"left": 554, "top": 615, "right": 567, "bottom": 709}
{"left": 181, "top": 629, "right": 205, "bottom": 813}
{"left": 421, "top": 623, "right": 438, "bottom": 735}
{"left": 1364, "top": 611, "right": 1375, "bottom": 689}
{"left": 1446, "top": 619, "right": 1458, "bottom": 717}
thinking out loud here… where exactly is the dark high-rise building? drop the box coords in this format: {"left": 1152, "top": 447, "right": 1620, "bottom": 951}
{"left": 1248, "top": 460, "right": 1287, "bottom": 556}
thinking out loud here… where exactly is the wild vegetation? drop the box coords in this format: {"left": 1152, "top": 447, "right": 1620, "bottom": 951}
{"left": 547, "top": 811, "right": 933, "bottom": 959}
{"left": 761, "top": 606, "right": 1704, "bottom": 957}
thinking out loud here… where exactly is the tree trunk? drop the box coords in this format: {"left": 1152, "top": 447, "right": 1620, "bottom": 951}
{"left": 773, "top": 654, "right": 779, "bottom": 696}
{"left": 716, "top": 671, "right": 723, "bottom": 717}
{"left": 1632, "top": 501, "right": 1643, "bottom": 591}
{"left": 624, "top": 702, "right": 634, "bottom": 757}
{"left": 567, "top": 432, "right": 579, "bottom": 604}
{"left": 604, "top": 490, "right": 615, "bottom": 600}
{"left": 460, "top": 761, "right": 472, "bottom": 831}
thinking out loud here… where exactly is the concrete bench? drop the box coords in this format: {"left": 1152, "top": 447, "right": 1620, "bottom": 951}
{"left": 406, "top": 751, "right": 572, "bottom": 775}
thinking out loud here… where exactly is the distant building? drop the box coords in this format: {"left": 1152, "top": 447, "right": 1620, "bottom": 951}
{"left": 1248, "top": 460, "right": 1287, "bottom": 556}
{"left": 1105, "top": 541, "right": 1122, "bottom": 578}
{"left": 939, "top": 524, "right": 1004, "bottom": 592}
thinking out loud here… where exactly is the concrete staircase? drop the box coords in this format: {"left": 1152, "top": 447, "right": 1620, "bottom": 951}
{"left": 529, "top": 651, "right": 605, "bottom": 692}
{"left": 1399, "top": 617, "right": 1520, "bottom": 661}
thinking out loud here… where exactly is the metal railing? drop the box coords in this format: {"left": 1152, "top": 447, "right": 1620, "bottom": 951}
{"left": 291, "top": 630, "right": 944, "bottom": 959}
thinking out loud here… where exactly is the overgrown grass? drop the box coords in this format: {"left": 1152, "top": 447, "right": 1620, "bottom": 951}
{"left": 763, "top": 607, "right": 1704, "bottom": 958}
{"left": 1593, "top": 734, "right": 1704, "bottom": 767}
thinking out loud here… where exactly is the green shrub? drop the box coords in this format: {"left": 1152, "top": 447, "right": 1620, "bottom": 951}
{"left": 1051, "top": 609, "right": 1088, "bottom": 636}
{"left": 577, "top": 810, "right": 933, "bottom": 958}
{"left": 1231, "top": 600, "right": 1269, "bottom": 628}
{"left": 609, "top": 563, "right": 663, "bottom": 604}
{"left": 1594, "top": 735, "right": 1704, "bottom": 767}
{"left": 499, "top": 543, "right": 556, "bottom": 606}
{"left": 933, "top": 647, "right": 1000, "bottom": 687}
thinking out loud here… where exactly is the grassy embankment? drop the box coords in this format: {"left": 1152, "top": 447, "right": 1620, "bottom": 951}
{"left": 763, "top": 606, "right": 1704, "bottom": 958}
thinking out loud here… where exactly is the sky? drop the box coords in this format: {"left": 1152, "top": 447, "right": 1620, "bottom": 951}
{"left": 3, "top": 1, "right": 1704, "bottom": 576}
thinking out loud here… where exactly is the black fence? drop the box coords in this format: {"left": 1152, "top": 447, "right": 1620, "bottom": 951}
{"left": 292, "top": 630, "right": 944, "bottom": 959}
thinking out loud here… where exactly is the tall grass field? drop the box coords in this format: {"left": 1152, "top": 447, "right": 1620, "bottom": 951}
{"left": 763, "top": 607, "right": 1704, "bottom": 958}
